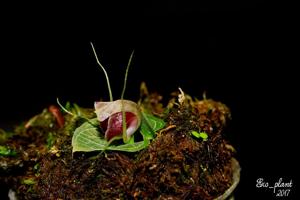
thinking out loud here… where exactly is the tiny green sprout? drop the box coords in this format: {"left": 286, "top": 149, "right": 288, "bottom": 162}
{"left": 191, "top": 131, "right": 208, "bottom": 141}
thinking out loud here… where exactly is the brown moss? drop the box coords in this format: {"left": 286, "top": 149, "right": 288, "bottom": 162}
{"left": 1, "top": 93, "right": 237, "bottom": 200}
{"left": 132, "top": 104, "right": 233, "bottom": 199}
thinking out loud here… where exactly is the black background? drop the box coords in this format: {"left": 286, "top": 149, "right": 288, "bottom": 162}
{"left": 0, "top": 2, "right": 298, "bottom": 199}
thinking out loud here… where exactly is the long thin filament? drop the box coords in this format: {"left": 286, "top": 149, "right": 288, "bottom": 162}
{"left": 90, "top": 42, "right": 113, "bottom": 102}
{"left": 121, "top": 50, "right": 134, "bottom": 142}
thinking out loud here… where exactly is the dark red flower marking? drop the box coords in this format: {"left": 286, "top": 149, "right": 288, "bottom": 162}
{"left": 101, "top": 112, "right": 138, "bottom": 141}
{"left": 95, "top": 100, "right": 141, "bottom": 141}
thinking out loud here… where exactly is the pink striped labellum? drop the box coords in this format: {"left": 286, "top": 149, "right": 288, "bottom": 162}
{"left": 95, "top": 99, "right": 141, "bottom": 141}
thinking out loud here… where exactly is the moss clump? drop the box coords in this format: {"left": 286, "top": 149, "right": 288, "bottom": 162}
{"left": 0, "top": 91, "right": 238, "bottom": 200}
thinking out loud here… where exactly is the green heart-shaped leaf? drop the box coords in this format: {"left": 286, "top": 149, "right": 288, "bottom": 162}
{"left": 72, "top": 118, "right": 149, "bottom": 153}
{"left": 140, "top": 112, "right": 166, "bottom": 140}
{"left": 72, "top": 118, "right": 108, "bottom": 152}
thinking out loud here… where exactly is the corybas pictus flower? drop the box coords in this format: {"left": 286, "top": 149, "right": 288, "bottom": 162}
{"left": 90, "top": 42, "right": 140, "bottom": 142}
{"left": 95, "top": 100, "right": 141, "bottom": 141}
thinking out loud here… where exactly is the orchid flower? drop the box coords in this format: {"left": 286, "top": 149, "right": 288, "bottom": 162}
{"left": 58, "top": 43, "right": 165, "bottom": 153}
{"left": 91, "top": 43, "right": 139, "bottom": 142}
{"left": 95, "top": 100, "right": 141, "bottom": 141}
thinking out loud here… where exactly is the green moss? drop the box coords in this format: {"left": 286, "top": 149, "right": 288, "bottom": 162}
{"left": 22, "top": 178, "right": 36, "bottom": 185}
{"left": 0, "top": 145, "right": 17, "bottom": 157}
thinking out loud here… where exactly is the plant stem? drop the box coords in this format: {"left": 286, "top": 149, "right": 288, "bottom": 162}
{"left": 56, "top": 98, "right": 75, "bottom": 116}
{"left": 121, "top": 50, "right": 134, "bottom": 143}
{"left": 90, "top": 42, "right": 113, "bottom": 102}
{"left": 56, "top": 98, "right": 92, "bottom": 123}
{"left": 121, "top": 50, "right": 134, "bottom": 99}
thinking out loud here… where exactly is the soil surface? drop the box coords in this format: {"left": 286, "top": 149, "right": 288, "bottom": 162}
{"left": 1, "top": 90, "right": 237, "bottom": 200}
